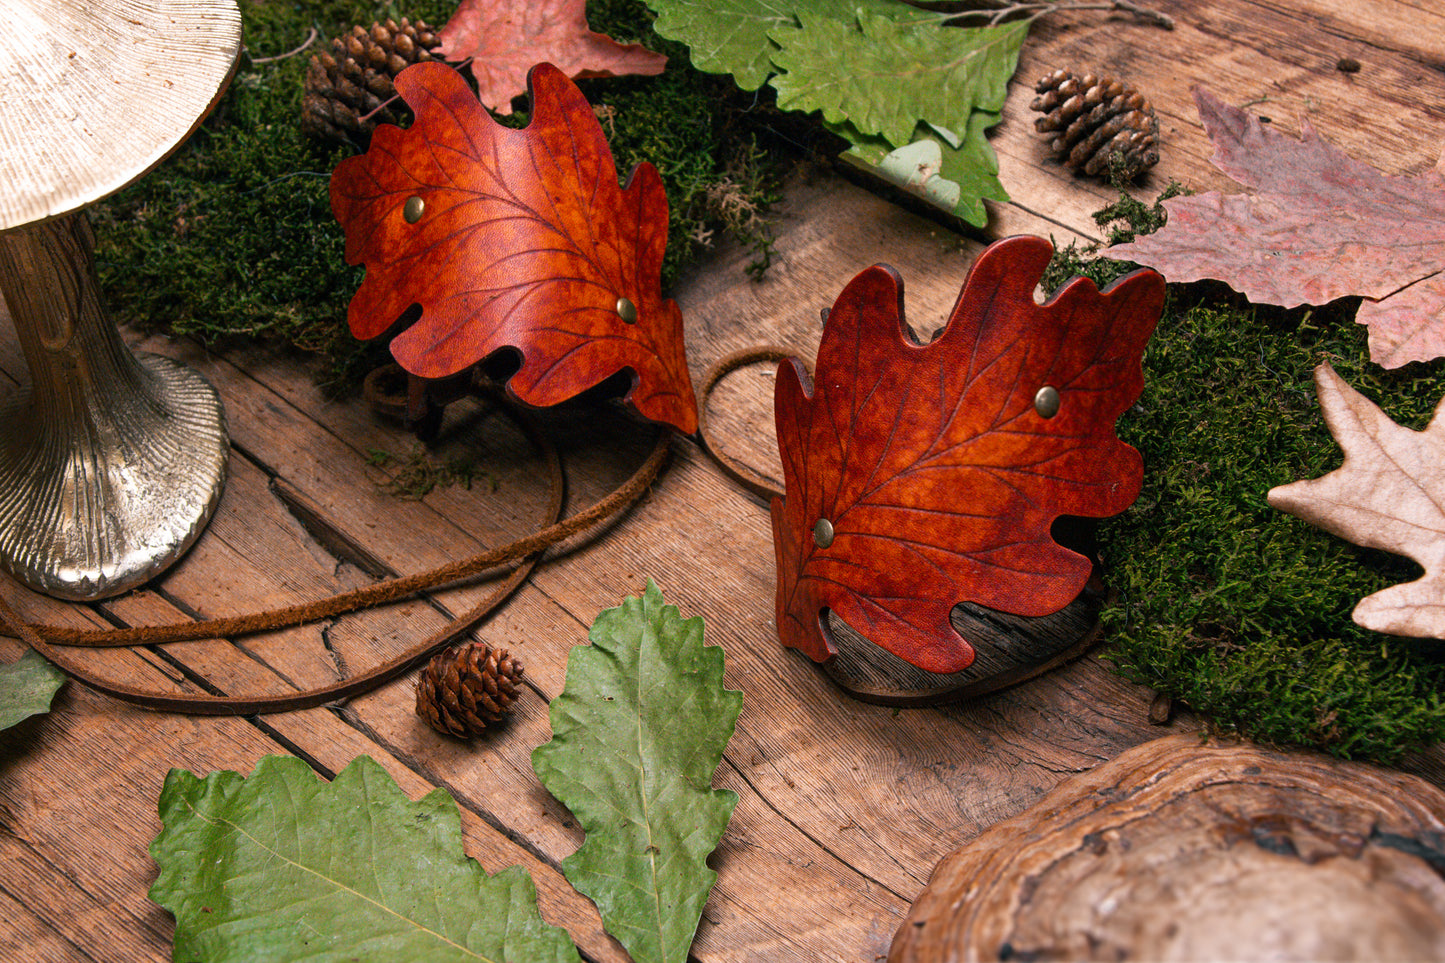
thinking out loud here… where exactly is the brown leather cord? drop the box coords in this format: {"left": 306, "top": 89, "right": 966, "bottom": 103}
{"left": 695, "top": 345, "right": 800, "bottom": 502}
{"left": 28, "top": 431, "right": 668, "bottom": 647}
{"left": 0, "top": 416, "right": 672, "bottom": 713}
{"left": 0, "top": 560, "right": 538, "bottom": 716}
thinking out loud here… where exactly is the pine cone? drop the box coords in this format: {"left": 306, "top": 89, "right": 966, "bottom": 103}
{"left": 416, "top": 641, "right": 524, "bottom": 739}
{"left": 1030, "top": 69, "right": 1159, "bottom": 179}
{"left": 302, "top": 18, "right": 440, "bottom": 147}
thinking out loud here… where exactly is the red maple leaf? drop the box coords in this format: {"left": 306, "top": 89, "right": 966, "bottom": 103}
{"left": 330, "top": 61, "right": 697, "bottom": 434}
{"left": 1114, "top": 87, "right": 1445, "bottom": 369}
{"left": 770, "top": 236, "right": 1163, "bottom": 673}
{"left": 437, "top": 0, "right": 666, "bottom": 114}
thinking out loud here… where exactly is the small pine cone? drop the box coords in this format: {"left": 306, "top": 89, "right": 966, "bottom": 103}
{"left": 1030, "top": 69, "right": 1160, "bottom": 179}
{"left": 416, "top": 641, "right": 524, "bottom": 739}
{"left": 301, "top": 18, "right": 440, "bottom": 147}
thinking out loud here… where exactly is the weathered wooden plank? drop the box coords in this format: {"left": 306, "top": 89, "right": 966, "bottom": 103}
{"left": 0, "top": 640, "right": 260, "bottom": 962}
{"left": 0, "top": 894, "right": 95, "bottom": 963}
{"left": 0, "top": 829, "right": 168, "bottom": 963}
{"left": 0, "top": 608, "right": 634, "bottom": 963}
{"left": 0, "top": 317, "right": 911, "bottom": 959}
{"left": 991, "top": 0, "right": 1445, "bottom": 243}
{"left": 118, "top": 347, "right": 915, "bottom": 960}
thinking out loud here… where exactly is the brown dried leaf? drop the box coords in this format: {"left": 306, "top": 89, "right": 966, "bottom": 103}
{"left": 1268, "top": 362, "right": 1445, "bottom": 637}
{"left": 1114, "top": 87, "right": 1445, "bottom": 368}
{"left": 437, "top": 0, "right": 666, "bottom": 114}
{"left": 771, "top": 236, "right": 1164, "bottom": 673}
{"left": 331, "top": 62, "right": 696, "bottom": 433}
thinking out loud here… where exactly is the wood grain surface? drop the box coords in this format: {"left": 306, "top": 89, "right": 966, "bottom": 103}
{"left": 889, "top": 734, "right": 1445, "bottom": 962}
{"left": 4, "top": 2, "right": 1445, "bottom": 960}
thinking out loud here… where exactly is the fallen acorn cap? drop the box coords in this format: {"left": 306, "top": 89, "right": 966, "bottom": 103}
{"left": 416, "top": 640, "right": 525, "bottom": 739}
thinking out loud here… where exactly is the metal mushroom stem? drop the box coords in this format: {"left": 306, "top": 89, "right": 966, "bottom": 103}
{"left": 0, "top": 216, "right": 227, "bottom": 599}
{"left": 0, "top": 0, "right": 242, "bottom": 599}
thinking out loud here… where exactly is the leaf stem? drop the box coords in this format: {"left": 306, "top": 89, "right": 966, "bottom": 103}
{"left": 899, "top": 0, "right": 1175, "bottom": 30}
{"left": 249, "top": 26, "right": 319, "bottom": 64}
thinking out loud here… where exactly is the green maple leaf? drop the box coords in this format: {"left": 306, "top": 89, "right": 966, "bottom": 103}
{"left": 0, "top": 650, "right": 65, "bottom": 730}
{"left": 832, "top": 108, "right": 1009, "bottom": 227}
{"left": 149, "top": 755, "right": 581, "bottom": 963}
{"left": 769, "top": 11, "right": 1028, "bottom": 149}
{"left": 532, "top": 580, "right": 742, "bottom": 963}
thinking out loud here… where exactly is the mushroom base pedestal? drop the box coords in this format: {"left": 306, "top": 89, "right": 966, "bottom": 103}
{"left": 0, "top": 215, "right": 228, "bottom": 600}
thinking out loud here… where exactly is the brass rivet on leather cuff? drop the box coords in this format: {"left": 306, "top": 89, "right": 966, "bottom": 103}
{"left": 814, "top": 518, "right": 835, "bottom": 548}
{"left": 616, "top": 296, "right": 637, "bottom": 324}
{"left": 403, "top": 195, "right": 425, "bottom": 223}
{"left": 1034, "top": 385, "right": 1061, "bottom": 419}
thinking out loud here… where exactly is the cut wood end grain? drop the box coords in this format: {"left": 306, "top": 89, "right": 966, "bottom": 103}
{"left": 889, "top": 733, "right": 1445, "bottom": 962}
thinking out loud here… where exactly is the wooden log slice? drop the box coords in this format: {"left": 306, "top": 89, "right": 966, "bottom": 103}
{"left": 890, "top": 733, "right": 1445, "bottom": 962}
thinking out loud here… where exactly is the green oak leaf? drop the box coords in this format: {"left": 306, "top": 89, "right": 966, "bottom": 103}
{"left": 769, "top": 12, "right": 1029, "bottom": 149}
{"left": 833, "top": 107, "right": 1009, "bottom": 226}
{"left": 642, "top": 0, "right": 899, "bottom": 90}
{"left": 0, "top": 650, "right": 65, "bottom": 730}
{"left": 643, "top": 0, "right": 1024, "bottom": 227}
{"left": 644, "top": 0, "right": 794, "bottom": 90}
{"left": 532, "top": 580, "right": 742, "bottom": 963}
{"left": 150, "top": 754, "right": 581, "bottom": 963}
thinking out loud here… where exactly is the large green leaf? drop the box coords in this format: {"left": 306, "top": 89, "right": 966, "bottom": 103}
{"left": 833, "top": 107, "right": 1009, "bottom": 227}
{"left": 150, "top": 754, "right": 581, "bottom": 963}
{"left": 643, "top": 0, "right": 1028, "bottom": 225}
{"left": 0, "top": 650, "right": 65, "bottom": 731}
{"left": 769, "top": 12, "right": 1028, "bottom": 149}
{"left": 645, "top": 0, "right": 794, "bottom": 90}
{"left": 532, "top": 580, "right": 742, "bottom": 963}
{"left": 643, "top": 0, "right": 898, "bottom": 90}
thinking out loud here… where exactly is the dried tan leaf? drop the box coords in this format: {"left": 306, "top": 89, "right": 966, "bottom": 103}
{"left": 1267, "top": 362, "right": 1445, "bottom": 637}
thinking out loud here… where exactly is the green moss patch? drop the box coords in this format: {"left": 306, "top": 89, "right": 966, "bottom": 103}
{"left": 1051, "top": 200, "right": 1445, "bottom": 763}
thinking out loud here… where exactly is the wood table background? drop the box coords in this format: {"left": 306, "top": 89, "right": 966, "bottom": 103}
{"left": 4, "top": 1, "right": 1444, "bottom": 959}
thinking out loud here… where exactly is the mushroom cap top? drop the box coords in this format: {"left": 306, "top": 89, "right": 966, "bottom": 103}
{"left": 0, "top": 0, "right": 242, "bottom": 230}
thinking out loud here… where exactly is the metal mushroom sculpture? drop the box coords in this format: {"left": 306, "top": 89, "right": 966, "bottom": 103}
{"left": 0, "top": 0, "right": 239, "bottom": 599}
